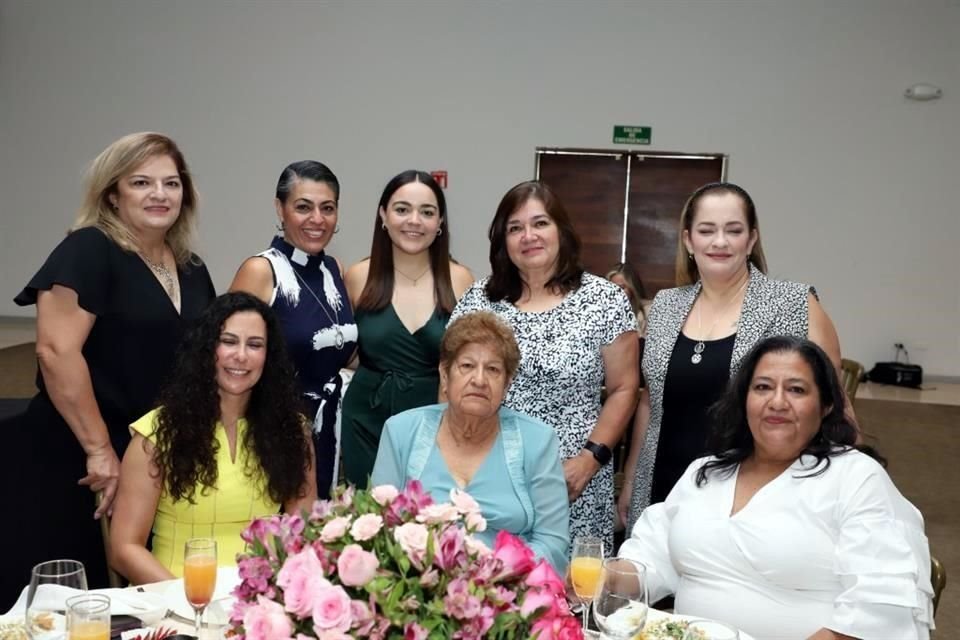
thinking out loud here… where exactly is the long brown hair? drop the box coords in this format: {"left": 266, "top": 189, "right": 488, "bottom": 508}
{"left": 355, "top": 170, "right": 457, "bottom": 314}
{"left": 675, "top": 182, "right": 767, "bottom": 286}
{"left": 485, "top": 181, "right": 584, "bottom": 303}
{"left": 72, "top": 132, "right": 200, "bottom": 266}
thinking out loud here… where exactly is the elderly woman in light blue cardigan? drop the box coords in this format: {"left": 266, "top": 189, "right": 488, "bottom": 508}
{"left": 372, "top": 311, "right": 570, "bottom": 573}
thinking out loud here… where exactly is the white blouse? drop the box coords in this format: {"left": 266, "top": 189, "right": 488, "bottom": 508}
{"left": 619, "top": 450, "right": 934, "bottom": 640}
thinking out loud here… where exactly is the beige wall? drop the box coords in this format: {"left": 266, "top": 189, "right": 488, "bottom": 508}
{"left": 1, "top": 0, "right": 957, "bottom": 374}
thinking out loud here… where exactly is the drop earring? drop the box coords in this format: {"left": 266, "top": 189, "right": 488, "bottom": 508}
{"left": 334, "top": 224, "right": 340, "bottom": 234}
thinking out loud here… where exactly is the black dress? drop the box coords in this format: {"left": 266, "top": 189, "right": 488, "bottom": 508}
{"left": 0, "top": 227, "right": 215, "bottom": 606}
{"left": 650, "top": 332, "right": 735, "bottom": 503}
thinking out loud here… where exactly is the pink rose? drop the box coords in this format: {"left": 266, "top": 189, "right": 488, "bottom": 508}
{"left": 243, "top": 595, "right": 294, "bottom": 640}
{"left": 336, "top": 544, "right": 379, "bottom": 586}
{"left": 531, "top": 613, "right": 584, "bottom": 640}
{"left": 350, "top": 514, "right": 383, "bottom": 541}
{"left": 393, "top": 522, "right": 430, "bottom": 557}
{"left": 416, "top": 502, "right": 461, "bottom": 524}
{"left": 525, "top": 559, "right": 566, "bottom": 595}
{"left": 350, "top": 599, "right": 374, "bottom": 634}
{"left": 276, "top": 547, "right": 329, "bottom": 618}
{"left": 434, "top": 524, "right": 467, "bottom": 571}
{"left": 465, "top": 511, "right": 487, "bottom": 532}
{"left": 312, "top": 584, "right": 353, "bottom": 631}
{"left": 493, "top": 530, "right": 536, "bottom": 579}
{"left": 320, "top": 516, "right": 352, "bottom": 543}
{"left": 449, "top": 488, "right": 480, "bottom": 514}
{"left": 316, "top": 631, "right": 351, "bottom": 640}
{"left": 520, "top": 588, "right": 563, "bottom": 618}
{"left": 404, "top": 622, "right": 429, "bottom": 640}
{"left": 370, "top": 484, "right": 399, "bottom": 506}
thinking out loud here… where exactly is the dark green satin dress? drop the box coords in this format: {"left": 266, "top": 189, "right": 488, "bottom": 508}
{"left": 341, "top": 304, "right": 448, "bottom": 487}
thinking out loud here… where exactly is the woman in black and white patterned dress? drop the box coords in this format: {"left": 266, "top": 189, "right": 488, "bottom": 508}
{"left": 451, "top": 181, "right": 638, "bottom": 551}
{"left": 618, "top": 182, "right": 845, "bottom": 531}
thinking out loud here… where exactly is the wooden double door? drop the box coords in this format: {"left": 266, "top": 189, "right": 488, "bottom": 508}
{"left": 535, "top": 148, "right": 726, "bottom": 296}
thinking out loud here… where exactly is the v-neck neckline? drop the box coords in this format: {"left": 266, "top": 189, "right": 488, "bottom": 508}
{"left": 389, "top": 302, "right": 438, "bottom": 337}
{"left": 134, "top": 252, "right": 182, "bottom": 316}
{"left": 728, "top": 459, "right": 793, "bottom": 518}
{"left": 436, "top": 429, "right": 501, "bottom": 491}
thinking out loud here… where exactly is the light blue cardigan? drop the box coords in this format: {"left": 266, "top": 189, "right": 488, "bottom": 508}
{"left": 371, "top": 404, "right": 570, "bottom": 573}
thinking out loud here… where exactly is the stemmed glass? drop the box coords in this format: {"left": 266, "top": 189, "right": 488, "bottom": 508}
{"left": 183, "top": 538, "right": 217, "bottom": 638}
{"left": 26, "top": 559, "right": 88, "bottom": 639}
{"left": 593, "top": 558, "right": 648, "bottom": 640}
{"left": 569, "top": 536, "right": 604, "bottom": 635}
{"left": 682, "top": 619, "right": 740, "bottom": 640}
{"left": 66, "top": 594, "right": 110, "bottom": 640}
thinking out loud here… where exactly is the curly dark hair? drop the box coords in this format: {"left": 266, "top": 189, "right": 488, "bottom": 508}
{"left": 150, "top": 292, "right": 311, "bottom": 505}
{"left": 485, "top": 181, "right": 584, "bottom": 303}
{"left": 696, "top": 336, "right": 883, "bottom": 486}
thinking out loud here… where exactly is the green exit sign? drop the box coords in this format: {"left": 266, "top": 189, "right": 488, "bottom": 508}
{"left": 613, "top": 125, "right": 651, "bottom": 145}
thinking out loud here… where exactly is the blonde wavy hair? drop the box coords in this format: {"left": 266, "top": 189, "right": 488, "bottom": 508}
{"left": 71, "top": 132, "right": 199, "bottom": 265}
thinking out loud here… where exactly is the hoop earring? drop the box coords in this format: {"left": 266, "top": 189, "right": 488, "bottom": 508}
{"left": 437, "top": 227, "right": 443, "bottom": 237}
{"left": 334, "top": 224, "right": 340, "bottom": 234}
{"left": 381, "top": 223, "right": 387, "bottom": 231}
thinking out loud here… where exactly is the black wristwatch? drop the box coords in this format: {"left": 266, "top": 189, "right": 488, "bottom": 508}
{"left": 583, "top": 440, "right": 612, "bottom": 466}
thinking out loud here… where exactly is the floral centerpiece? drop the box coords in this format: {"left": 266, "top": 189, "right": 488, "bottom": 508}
{"left": 230, "top": 481, "right": 582, "bottom": 640}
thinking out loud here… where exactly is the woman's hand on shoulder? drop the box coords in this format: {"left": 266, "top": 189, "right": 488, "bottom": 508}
{"left": 229, "top": 256, "right": 274, "bottom": 303}
{"left": 450, "top": 263, "right": 475, "bottom": 299}
{"left": 344, "top": 259, "right": 371, "bottom": 307}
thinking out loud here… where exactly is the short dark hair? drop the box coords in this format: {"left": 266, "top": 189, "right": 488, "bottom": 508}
{"left": 356, "top": 170, "right": 457, "bottom": 314}
{"left": 440, "top": 311, "right": 521, "bottom": 381}
{"left": 275, "top": 160, "right": 340, "bottom": 203}
{"left": 152, "top": 292, "right": 311, "bottom": 505}
{"left": 696, "top": 335, "right": 883, "bottom": 486}
{"left": 675, "top": 182, "right": 767, "bottom": 286}
{"left": 485, "top": 180, "right": 584, "bottom": 303}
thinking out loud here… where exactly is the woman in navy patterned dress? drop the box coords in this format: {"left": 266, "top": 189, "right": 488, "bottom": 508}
{"left": 230, "top": 161, "right": 357, "bottom": 498}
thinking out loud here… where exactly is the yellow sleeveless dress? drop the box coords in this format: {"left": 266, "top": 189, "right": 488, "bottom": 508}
{"left": 131, "top": 409, "right": 280, "bottom": 576}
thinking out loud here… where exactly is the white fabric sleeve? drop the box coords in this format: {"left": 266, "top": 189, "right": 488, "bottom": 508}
{"left": 829, "top": 462, "right": 933, "bottom": 639}
{"left": 618, "top": 502, "right": 679, "bottom": 604}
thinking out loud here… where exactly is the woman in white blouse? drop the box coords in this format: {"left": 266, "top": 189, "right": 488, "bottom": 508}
{"left": 620, "top": 336, "right": 934, "bottom": 640}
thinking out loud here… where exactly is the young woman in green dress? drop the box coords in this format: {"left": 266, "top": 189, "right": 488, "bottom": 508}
{"left": 341, "top": 170, "right": 473, "bottom": 487}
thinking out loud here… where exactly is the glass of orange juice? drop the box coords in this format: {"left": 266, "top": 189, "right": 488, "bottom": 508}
{"left": 569, "top": 535, "right": 604, "bottom": 635}
{"left": 184, "top": 538, "right": 217, "bottom": 637}
{"left": 66, "top": 594, "right": 110, "bottom": 640}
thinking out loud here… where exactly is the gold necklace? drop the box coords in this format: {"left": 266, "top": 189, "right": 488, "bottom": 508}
{"left": 394, "top": 265, "right": 431, "bottom": 285}
{"left": 139, "top": 253, "right": 177, "bottom": 298}
{"left": 692, "top": 278, "right": 748, "bottom": 364}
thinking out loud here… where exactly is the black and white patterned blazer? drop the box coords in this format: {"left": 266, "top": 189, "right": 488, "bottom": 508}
{"left": 627, "top": 264, "right": 815, "bottom": 528}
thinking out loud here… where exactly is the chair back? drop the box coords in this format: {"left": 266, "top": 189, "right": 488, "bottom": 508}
{"left": 840, "top": 358, "right": 865, "bottom": 402}
{"left": 932, "top": 555, "right": 947, "bottom": 617}
{"left": 96, "top": 491, "right": 125, "bottom": 588}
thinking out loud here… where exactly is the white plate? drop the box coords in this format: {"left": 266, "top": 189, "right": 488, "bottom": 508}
{"left": 162, "top": 566, "right": 240, "bottom": 626}
{"left": 643, "top": 610, "right": 757, "bottom": 640}
{"left": 0, "top": 611, "right": 65, "bottom": 640}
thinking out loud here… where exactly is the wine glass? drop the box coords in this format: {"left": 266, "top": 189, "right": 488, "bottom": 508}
{"left": 682, "top": 619, "right": 740, "bottom": 640}
{"left": 26, "top": 559, "right": 87, "bottom": 639}
{"left": 183, "top": 538, "right": 217, "bottom": 637}
{"left": 66, "top": 594, "right": 110, "bottom": 640}
{"left": 593, "top": 558, "right": 648, "bottom": 640}
{"left": 569, "top": 536, "right": 604, "bottom": 634}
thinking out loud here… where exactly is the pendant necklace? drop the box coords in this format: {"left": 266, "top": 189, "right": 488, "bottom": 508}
{"left": 691, "top": 278, "right": 748, "bottom": 365}
{"left": 394, "top": 264, "right": 431, "bottom": 285}
{"left": 291, "top": 266, "right": 345, "bottom": 350}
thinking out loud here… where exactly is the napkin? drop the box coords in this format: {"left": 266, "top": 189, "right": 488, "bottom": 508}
{"left": 5, "top": 584, "right": 167, "bottom": 617}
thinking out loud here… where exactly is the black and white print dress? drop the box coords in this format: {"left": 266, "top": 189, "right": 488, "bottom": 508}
{"left": 626, "top": 264, "right": 815, "bottom": 530}
{"left": 451, "top": 273, "right": 637, "bottom": 550}
{"left": 256, "top": 235, "right": 358, "bottom": 498}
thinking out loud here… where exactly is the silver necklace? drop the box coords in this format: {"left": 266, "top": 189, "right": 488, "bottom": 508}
{"left": 692, "top": 278, "right": 748, "bottom": 364}
{"left": 140, "top": 253, "right": 177, "bottom": 298}
{"left": 290, "top": 265, "right": 345, "bottom": 350}
{"left": 394, "top": 265, "right": 431, "bottom": 285}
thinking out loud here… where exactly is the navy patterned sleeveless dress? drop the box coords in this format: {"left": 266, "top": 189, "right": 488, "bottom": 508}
{"left": 256, "top": 236, "right": 358, "bottom": 497}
